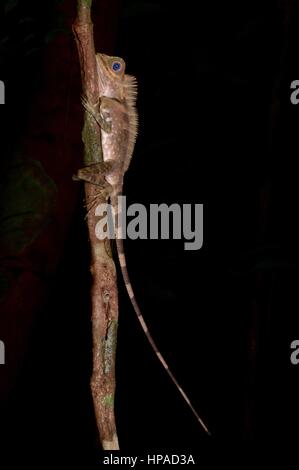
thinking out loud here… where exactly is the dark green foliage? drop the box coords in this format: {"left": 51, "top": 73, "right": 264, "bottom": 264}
{"left": 0, "top": 158, "right": 57, "bottom": 257}
{"left": 4, "top": 0, "right": 19, "bottom": 14}
{"left": 0, "top": 0, "right": 67, "bottom": 71}
{"left": 0, "top": 158, "right": 57, "bottom": 299}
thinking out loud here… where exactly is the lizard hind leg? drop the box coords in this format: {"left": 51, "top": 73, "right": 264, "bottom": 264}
{"left": 75, "top": 161, "right": 114, "bottom": 187}
{"left": 73, "top": 161, "right": 114, "bottom": 217}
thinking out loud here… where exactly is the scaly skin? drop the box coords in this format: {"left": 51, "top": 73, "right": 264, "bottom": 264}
{"left": 75, "top": 53, "right": 210, "bottom": 435}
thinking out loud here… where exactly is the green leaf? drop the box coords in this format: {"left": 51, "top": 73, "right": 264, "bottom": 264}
{"left": 0, "top": 157, "right": 57, "bottom": 258}
{"left": 4, "top": 0, "right": 19, "bottom": 14}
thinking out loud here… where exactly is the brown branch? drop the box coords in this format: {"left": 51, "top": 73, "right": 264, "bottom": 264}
{"left": 73, "top": 0, "right": 119, "bottom": 450}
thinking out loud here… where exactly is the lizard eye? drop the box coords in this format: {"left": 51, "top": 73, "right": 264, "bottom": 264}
{"left": 112, "top": 61, "right": 122, "bottom": 72}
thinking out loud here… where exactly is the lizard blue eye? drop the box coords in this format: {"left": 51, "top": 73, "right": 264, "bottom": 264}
{"left": 112, "top": 61, "right": 121, "bottom": 72}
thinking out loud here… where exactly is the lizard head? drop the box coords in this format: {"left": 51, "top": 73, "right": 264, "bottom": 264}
{"left": 96, "top": 54, "right": 126, "bottom": 100}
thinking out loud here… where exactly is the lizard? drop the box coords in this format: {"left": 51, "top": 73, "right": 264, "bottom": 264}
{"left": 75, "top": 53, "right": 210, "bottom": 435}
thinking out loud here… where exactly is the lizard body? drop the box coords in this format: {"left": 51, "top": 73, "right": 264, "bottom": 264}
{"left": 76, "top": 53, "right": 210, "bottom": 435}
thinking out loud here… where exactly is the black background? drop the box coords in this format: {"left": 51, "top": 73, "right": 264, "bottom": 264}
{"left": 1, "top": 0, "right": 299, "bottom": 465}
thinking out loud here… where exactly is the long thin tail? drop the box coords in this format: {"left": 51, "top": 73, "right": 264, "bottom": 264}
{"left": 113, "top": 197, "right": 210, "bottom": 434}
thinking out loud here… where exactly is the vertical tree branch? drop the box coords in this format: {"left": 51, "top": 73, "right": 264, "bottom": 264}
{"left": 73, "top": 0, "right": 119, "bottom": 450}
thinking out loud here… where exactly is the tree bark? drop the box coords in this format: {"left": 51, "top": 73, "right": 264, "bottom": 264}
{"left": 73, "top": 0, "right": 120, "bottom": 450}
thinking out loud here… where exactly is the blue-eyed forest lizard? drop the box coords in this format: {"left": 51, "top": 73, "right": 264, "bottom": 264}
{"left": 74, "top": 53, "right": 210, "bottom": 435}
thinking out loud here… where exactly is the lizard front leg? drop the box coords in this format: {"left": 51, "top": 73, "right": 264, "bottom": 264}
{"left": 81, "top": 96, "right": 112, "bottom": 133}
{"left": 73, "top": 94, "right": 116, "bottom": 187}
